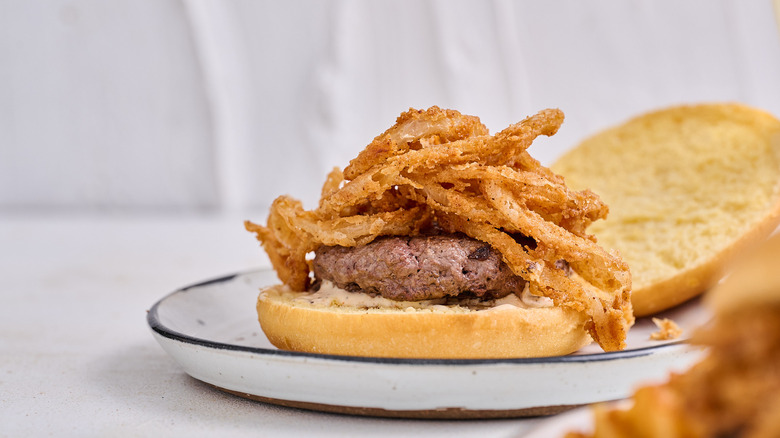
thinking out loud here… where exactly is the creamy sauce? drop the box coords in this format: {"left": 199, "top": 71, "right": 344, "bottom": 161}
{"left": 520, "top": 283, "right": 555, "bottom": 308}
{"left": 286, "top": 280, "right": 552, "bottom": 311}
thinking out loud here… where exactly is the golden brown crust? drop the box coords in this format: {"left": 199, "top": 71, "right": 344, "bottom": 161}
{"left": 343, "top": 106, "right": 490, "bottom": 180}
{"left": 257, "top": 284, "right": 593, "bottom": 359}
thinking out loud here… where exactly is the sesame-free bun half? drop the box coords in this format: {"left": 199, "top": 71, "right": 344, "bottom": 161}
{"left": 256, "top": 284, "right": 592, "bottom": 359}
{"left": 553, "top": 103, "right": 780, "bottom": 317}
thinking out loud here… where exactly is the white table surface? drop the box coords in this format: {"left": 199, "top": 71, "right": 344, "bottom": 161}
{"left": 1, "top": 213, "right": 556, "bottom": 437}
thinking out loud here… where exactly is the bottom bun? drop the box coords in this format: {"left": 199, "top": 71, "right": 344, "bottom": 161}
{"left": 256, "top": 284, "right": 593, "bottom": 359}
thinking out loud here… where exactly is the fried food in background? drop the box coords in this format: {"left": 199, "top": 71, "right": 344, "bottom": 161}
{"left": 565, "top": 233, "right": 780, "bottom": 438}
{"left": 246, "top": 106, "right": 633, "bottom": 356}
{"left": 553, "top": 103, "right": 780, "bottom": 316}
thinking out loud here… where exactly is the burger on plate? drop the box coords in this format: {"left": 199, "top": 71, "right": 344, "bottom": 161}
{"left": 246, "top": 106, "right": 633, "bottom": 358}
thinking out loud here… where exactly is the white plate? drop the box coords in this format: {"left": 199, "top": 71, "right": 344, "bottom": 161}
{"left": 147, "top": 269, "right": 708, "bottom": 419}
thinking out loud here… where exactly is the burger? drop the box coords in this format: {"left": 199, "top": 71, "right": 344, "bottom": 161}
{"left": 246, "top": 106, "right": 633, "bottom": 359}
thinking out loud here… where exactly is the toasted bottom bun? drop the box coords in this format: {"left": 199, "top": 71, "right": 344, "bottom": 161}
{"left": 256, "top": 284, "right": 593, "bottom": 359}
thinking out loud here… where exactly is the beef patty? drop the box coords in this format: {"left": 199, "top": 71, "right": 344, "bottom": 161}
{"left": 312, "top": 234, "right": 527, "bottom": 301}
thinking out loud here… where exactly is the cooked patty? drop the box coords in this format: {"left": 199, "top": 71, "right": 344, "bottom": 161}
{"left": 312, "top": 234, "right": 527, "bottom": 301}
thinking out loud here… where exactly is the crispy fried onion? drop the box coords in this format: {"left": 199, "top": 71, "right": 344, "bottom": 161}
{"left": 246, "top": 106, "right": 633, "bottom": 352}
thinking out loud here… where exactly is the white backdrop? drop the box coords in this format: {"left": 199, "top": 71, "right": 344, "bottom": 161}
{"left": 2, "top": 0, "right": 780, "bottom": 214}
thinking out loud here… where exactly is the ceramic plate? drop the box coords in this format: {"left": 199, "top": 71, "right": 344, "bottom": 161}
{"left": 147, "top": 269, "right": 708, "bottom": 419}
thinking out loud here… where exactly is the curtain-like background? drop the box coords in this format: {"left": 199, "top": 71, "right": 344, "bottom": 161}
{"left": 2, "top": 0, "right": 779, "bottom": 214}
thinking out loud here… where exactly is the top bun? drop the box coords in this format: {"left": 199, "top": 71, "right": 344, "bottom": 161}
{"left": 553, "top": 103, "right": 780, "bottom": 316}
